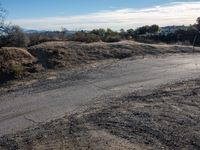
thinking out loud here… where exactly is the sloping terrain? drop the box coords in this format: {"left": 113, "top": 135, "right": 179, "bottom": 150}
{"left": 1, "top": 41, "right": 200, "bottom": 83}
{"left": 1, "top": 79, "right": 200, "bottom": 150}
{"left": 0, "top": 47, "right": 36, "bottom": 83}
{"left": 1, "top": 43, "right": 200, "bottom": 149}
{"left": 28, "top": 41, "right": 200, "bottom": 69}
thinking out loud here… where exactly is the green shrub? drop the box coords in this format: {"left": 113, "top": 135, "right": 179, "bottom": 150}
{"left": 91, "top": 28, "right": 122, "bottom": 42}
{"left": 10, "top": 64, "right": 25, "bottom": 78}
{"left": 71, "top": 32, "right": 101, "bottom": 43}
{"left": 103, "top": 36, "right": 121, "bottom": 43}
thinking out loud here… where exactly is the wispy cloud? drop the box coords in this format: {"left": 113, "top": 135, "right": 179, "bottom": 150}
{"left": 9, "top": 1, "right": 200, "bottom": 30}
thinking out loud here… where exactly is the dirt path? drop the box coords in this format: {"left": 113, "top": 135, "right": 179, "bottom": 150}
{"left": 0, "top": 54, "right": 200, "bottom": 137}
{"left": 1, "top": 73, "right": 200, "bottom": 149}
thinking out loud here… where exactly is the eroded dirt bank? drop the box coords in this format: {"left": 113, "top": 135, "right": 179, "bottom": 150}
{"left": 1, "top": 40, "right": 200, "bottom": 84}
{"left": 1, "top": 78, "right": 200, "bottom": 150}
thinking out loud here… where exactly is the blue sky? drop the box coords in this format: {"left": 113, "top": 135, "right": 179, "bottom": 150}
{"left": 1, "top": 0, "right": 200, "bottom": 30}
{"left": 1, "top": 0, "right": 188, "bottom": 19}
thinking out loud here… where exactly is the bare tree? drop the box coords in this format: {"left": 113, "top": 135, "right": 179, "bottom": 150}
{"left": 0, "top": 25, "right": 30, "bottom": 47}
{"left": 0, "top": 3, "right": 7, "bottom": 36}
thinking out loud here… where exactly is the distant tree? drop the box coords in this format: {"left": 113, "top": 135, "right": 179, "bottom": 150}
{"left": 91, "top": 28, "right": 106, "bottom": 38}
{"left": 127, "top": 29, "right": 134, "bottom": 35}
{"left": 0, "top": 3, "right": 30, "bottom": 47}
{"left": 126, "top": 29, "right": 135, "bottom": 39}
{"left": 175, "top": 26, "right": 198, "bottom": 43}
{"left": 0, "top": 25, "right": 30, "bottom": 47}
{"left": 149, "top": 25, "right": 159, "bottom": 34}
{"left": 135, "top": 26, "right": 149, "bottom": 35}
{"left": 105, "top": 28, "right": 118, "bottom": 37}
{"left": 91, "top": 28, "right": 120, "bottom": 42}
{"left": 119, "top": 29, "right": 127, "bottom": 39}
{"left": 71, "top": 31, "right": 101, "bottom": 43}
{"left": 134, "top": 25, "right": 159, "bottom": 36}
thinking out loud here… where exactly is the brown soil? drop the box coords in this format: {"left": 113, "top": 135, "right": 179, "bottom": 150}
{"left": 1, "top": 41, "right": 200, "bottom": 83}
{"left": 1, "top": 79, "right": 200, "bottom": 150}
{"left": 0, "top": 47, "right": 36, "bottom": 82}
{"left": 28, "top": 41, "right": 200, "bottom": 70}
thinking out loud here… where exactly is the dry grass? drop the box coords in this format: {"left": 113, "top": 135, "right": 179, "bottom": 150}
{"left": 1, "top": 40, "right": 200, "bottom": 83}
{"left": 0, "top": 47, "right": 36, "bottom": 82}
{"left": 28, "top": 40, "right": 200, "bottom": 70}
{"left": 0, "top": 47, "right": 35, "bottom": 65}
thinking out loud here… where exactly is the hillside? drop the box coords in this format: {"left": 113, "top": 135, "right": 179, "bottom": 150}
{"left": 1, "top": 40, "right": 200, "bottom": 83}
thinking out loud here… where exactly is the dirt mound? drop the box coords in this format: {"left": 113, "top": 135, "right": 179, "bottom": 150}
{"left": 0, "top": 47, "right": 36, "bottom": 82}
{"left": 1, "top": 41, "right": 200, "bottom": 83}
{"left": 0, "top": 47, "right": 35, "bottom": 64}
{"left": 28, "top": 41, "right": 200, "bottom": 70}
{"left": 28, "top": 41, "right": 132, "bottom": 69}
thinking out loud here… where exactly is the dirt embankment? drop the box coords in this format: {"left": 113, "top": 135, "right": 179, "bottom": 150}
{"left": 1, "top": 41, "right": 200, "bottom": 83}
{"left": 28, "top": 41, "right": 200, "bottom": 69}
{"left": 1, "top": 79, "right": 200, "bottom": 150}
{"left": 0, "top": 47, "right": 37, "bottom": 83}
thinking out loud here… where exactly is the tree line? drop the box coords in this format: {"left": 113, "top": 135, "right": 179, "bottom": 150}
{"left": 0, "top": 3, "right": 199, "bottom": 47}
{"left": 71, "top": 19, "right": 200, "bottom": 46}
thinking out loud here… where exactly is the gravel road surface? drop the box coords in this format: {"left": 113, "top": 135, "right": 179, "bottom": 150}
{"left": 1, "top": 54, "right": 200, "bottom": 136}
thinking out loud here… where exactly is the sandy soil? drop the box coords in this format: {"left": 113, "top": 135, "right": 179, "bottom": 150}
{"left": 1, "top": 78, "right": 200, "bottom": 150}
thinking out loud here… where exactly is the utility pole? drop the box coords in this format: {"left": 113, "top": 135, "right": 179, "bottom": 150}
{"left": 193, "top": 35, "right": 197, "bottom": 53}
{"left": 193, "top": 31, "right": 200, "bottom": 53}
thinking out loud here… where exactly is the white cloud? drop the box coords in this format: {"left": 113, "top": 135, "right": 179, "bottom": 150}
{"left": 9, "top": 1, "right": 200, "bottom": 30}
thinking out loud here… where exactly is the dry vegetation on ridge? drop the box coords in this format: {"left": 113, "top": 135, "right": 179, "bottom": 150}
{"left": 1, "top": 40, "right": 200, "bottom": 83}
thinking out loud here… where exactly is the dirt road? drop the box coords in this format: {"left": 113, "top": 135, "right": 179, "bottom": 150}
{"left": 1, "top": 54, "right": 200, "bottom": 136}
